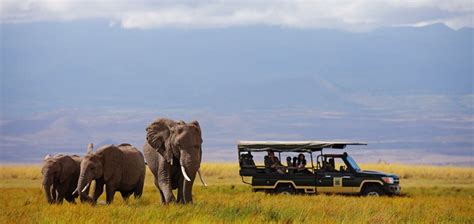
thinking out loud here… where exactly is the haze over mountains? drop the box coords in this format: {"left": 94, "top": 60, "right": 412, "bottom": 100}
{"left": 1, "top": 20, "right": 472, "bottom": 165}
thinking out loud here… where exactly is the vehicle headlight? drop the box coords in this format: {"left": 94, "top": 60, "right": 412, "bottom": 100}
{"left": 382, "top": 177, "right": 394, "bottom": 184}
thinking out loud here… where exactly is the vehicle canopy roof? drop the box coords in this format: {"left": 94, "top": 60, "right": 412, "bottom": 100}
{"left": 237, "top": 141, "right": 367, "bottom": 152}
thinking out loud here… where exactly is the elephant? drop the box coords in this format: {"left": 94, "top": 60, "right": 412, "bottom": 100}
{"left": 75, "top": 143, "right": 146, "bottom": 204}
{"left": 41, "top": 154, "right": 83, "bottom": 204}
{"left": 143, "top": 118, "right": 207, "bottom": 204}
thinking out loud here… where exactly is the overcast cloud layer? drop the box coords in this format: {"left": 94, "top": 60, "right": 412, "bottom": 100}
{"left": 1, "top": 0, "right": 473, "bottom": 31}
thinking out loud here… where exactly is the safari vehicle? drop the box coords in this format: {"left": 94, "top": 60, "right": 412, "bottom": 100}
{"left": 238, "top": 141, "right": 400, "bottom": 196}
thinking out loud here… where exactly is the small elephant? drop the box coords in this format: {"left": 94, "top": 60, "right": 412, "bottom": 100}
{"left": 41, "top": 154, "right": 83, "bottom": 204}
{"left": 76, "top": 143, "right": 146, "bottom": 204}
{"left": 144, "top": 118, "right": 207, "bottom": 204}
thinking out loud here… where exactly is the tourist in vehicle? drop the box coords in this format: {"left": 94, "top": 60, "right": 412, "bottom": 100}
{"left": 266, "top": 151, "right": 286, "bottom": 174}
{"left": 324, "top": 158, "right": 336, "bottom": 172}
{"left": 296, "top": 153, "right": 307, "bottom": 172}
{"left": 286, "top": 157, "right": 295, "bottom": 174}
{"left": 286, "top": 157, "right": 292, "bottom": 167}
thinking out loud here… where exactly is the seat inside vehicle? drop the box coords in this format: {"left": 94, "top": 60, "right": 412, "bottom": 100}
{"left": 239, "top": 153, "right": 257, "bottom": 176}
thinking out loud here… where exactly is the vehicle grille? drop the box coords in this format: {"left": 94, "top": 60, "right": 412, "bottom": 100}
{"left": 394, "top": 177, "right": 400, "bottom": 184}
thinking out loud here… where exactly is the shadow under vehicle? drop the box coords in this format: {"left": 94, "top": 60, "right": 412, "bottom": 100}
{"left": 238, "top": 141, "right": 400, "bottom": 196}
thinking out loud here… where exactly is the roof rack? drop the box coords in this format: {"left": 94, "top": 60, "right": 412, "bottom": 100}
{"left": 237, "top": 141, "right": 367, "bottom": 152}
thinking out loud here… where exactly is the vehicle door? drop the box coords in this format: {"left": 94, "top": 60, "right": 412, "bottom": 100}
{"left": 316, "top": 157, "right": 357, "bottom": 193}
{"left": 286, "top": 155, "right": 316, "bottom": 193}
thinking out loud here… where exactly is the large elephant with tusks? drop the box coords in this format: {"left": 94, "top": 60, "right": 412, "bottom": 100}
{"left": 143, "top": 118, "right": 207, "bottom": 204}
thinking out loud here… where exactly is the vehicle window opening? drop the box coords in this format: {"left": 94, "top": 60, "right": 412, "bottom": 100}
{"left": 332, "top": 157, "right": 346, "bottom": 172}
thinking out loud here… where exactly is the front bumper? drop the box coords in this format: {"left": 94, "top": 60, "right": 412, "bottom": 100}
{"left": 384, "top": 185, "right": 401, "bottom": 195}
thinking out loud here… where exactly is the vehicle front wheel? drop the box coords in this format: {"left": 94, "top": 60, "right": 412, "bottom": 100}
{"left": 363, "top": 186, "right": 385, "bottom": 197}
{"left": 276, "top": 185, "right": 295, "bottom": 195}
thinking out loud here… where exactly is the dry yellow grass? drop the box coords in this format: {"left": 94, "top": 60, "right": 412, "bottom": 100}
{"left": 1, "top": 163, "right": 473, "bottom": 223}
{"left": 0, "top": 165, "right": 42, "bottom": 179}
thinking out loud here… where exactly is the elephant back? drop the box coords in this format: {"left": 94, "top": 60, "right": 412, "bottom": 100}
{"left": 117, "top": 144, "right": 146, "bottom": 185}
{"left": 117, "top": 143, "right": 144, "bottom": 160}
{"left": 70, "top": 155, "right": 82, "bottom": 165}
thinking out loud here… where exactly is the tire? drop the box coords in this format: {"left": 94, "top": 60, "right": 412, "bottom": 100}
{"left": 363, "top": 185, "right": 385, "bottom": 197}
{"left": 276, "top": 185, "right": 295, "bottom": 195}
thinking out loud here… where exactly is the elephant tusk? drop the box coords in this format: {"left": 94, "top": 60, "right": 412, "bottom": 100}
{"left": 197, "top": 169, "right": 208, "bottom": 187}
{"left": 72, "top": 189, "right": 78, "bottom": 195}
{"left": 181, "top": 166, "right": 191, "bottom": 182}
{"left": 81, "top": 183, "right": 90, "bottom": 193}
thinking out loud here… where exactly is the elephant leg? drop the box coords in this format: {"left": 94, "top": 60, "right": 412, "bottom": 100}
{"left": 80, "top": 183, "right": 92, "bottom": 203}
{"left": 182, "top": 169, "right": 197, "bottom": 204}
{"left": 120, "top": 191, "right": 131, "bottom": 202}
{"left": 105, "top": 184, "right": 116, "bottom": 204}
{"left": 177, "top": 176, "right": 185, "bottom": 204}
{"left": 57, "top": 194, "right": 65, "bottom": 204}
{"left": 57, "top": 179, "right": 71, "bottom": 204}
{"left": 157, "top": 181, "right": 175, "bottom": 204}
{"left": 51, "top": 186, "right": 58, "bottom": 203}
{"left": 134, "top": 178, "right": 144, "bottom": 199}
{"left": 153, "top": 176, "right": 166, "bottom": 204}
{"left": 65, "top": 196, "right": 76, "bottom": 204}
{"left": 158, "top": 190, "right": 165, "bottom": 204}
{"left": 183, "top": 179, "right": 195, "bottom": 204}
{"left": 92, "top": 182, "right": 104, "bottom": 204}
{"left": 157, "top": 165, "right": 175, "bottom": 204}
{"left": 64, "top": 194, "right": 76, "bottom": 204}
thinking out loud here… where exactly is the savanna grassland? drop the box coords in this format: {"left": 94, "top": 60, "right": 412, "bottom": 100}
{"left": 1, "top": 163, "right": 473, "bottom": 223}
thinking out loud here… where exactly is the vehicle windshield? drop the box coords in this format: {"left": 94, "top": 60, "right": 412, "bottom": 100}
{"left": 346, "top": 155, "right": 361, "bottom": 171}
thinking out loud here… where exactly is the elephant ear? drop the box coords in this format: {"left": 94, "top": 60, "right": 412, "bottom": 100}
{"left": 190, "top": 120, "right": 203, "bottom": 144}
{"left": 190, "top": 120, "right": 203, "bottom": 164}
{"left": 146, "top": 119, "right": 171, "bottom": 155}
{"left": 101, "top": 146, "right": 123, "bottom": 182}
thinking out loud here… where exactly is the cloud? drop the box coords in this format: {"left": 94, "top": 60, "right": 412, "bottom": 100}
{"left": 1, "top": 0, "right": 472, "bottom": 31}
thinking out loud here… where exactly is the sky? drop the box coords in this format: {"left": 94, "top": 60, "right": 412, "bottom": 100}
{"left": 0, "top": 0, "right": 473, "bottom": 165}
{"left": 2, "top": 0, "right": 473, "bottom": 30}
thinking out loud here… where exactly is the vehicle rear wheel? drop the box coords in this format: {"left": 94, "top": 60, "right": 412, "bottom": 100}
{"left": 276, "top": 185, "right": 295, "bottom": 195}
{"left": 363, "top": 186, "right": 385, "bottom": 197}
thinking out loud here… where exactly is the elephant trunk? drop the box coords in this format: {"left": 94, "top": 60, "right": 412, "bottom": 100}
{"left": 182, "top": 171, "right": 196, "bottom": 204}
{"left": 180, "top": 162, "right": 198, "bottom": 204}
{"left": 42, "top": 170, "right": 55, "bottom": 204}
{"left": 42, "top": 182, "right": 54, "bottom": 204}
{"left": 76, "top": 174, "right": 91, "bottom": 201}
{"left": 179, "top": 147, "right": 202, "bottom": 203}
